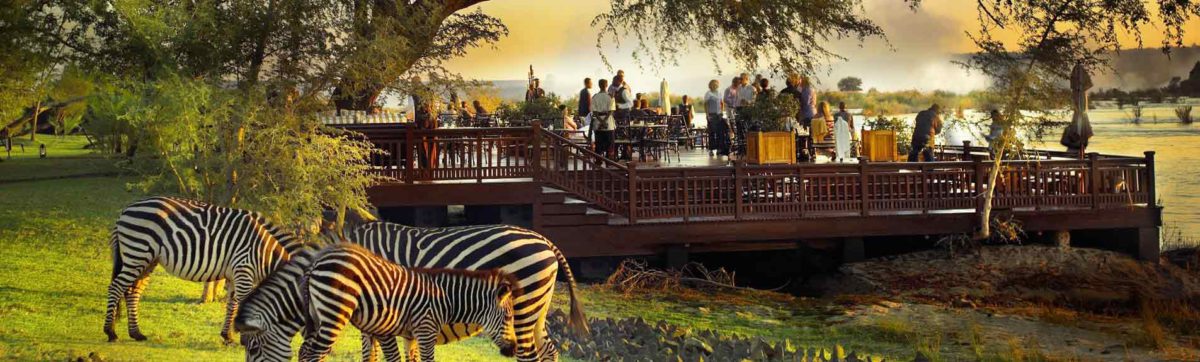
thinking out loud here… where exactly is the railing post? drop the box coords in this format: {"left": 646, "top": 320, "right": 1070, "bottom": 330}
{"left": 404, "top": 125, "right": 415, "bottom": 184}
{"left": 962, "top": 140, "right": 972, "bottom": 161}
{"left": 476, "top": 130, "right": 484, "bottom": 183}
{"left": 682, "top": 169, "right": 691, "bottom": 222}
{"left": 530, "top": 121, "right": 542, "bottom": 179}
{"left": 734, "top": 160, "right": 744, "bottom": 220}
{"left": 1088, "top": 152, "right": 1100, "bottom": 209}
{"left": 859, "top": 157, "right": 869, "bottom": 216}
{"left": 1145, "top": 151, "right": 1156, "bottom": 207}
{"left": 628, "top": 161, "right": 638, "bottom": 223}
{"left": 973, "top": 155, "right": 985, "bottom": 217}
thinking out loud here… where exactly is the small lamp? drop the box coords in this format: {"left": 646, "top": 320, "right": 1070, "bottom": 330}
{"left": 39, "top": 143, "right": 47, "bottom": 158}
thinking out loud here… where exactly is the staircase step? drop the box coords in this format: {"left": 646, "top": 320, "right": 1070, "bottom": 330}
{"left": 541, "top": 213, "right": 609, "bottom": 226}
{"left": 539, "top": 192, "right": 567, "bottom": 204}
{"left": 542, "top": 203, "right": 588, "bottom": 215}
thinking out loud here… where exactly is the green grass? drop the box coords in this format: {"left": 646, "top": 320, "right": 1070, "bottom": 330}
{"left": 1, "top": 135, "right": 119, "bottom": 182}
{"left": 0, "top": 177, "right": 525, "bottom": 361}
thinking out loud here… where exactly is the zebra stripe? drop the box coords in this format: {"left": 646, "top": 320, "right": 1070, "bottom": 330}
{"left": 104, "top": 197, "right": 296, "bottom": 343}
{"left": 237, "top": 244, "right": 519, "bottom": 362}
{"left": 345, "top": 222, "right": 588, "bottom": 362}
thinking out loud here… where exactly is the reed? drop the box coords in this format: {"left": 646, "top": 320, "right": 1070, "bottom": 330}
{"left": 1175, "top": 105, "right": 1193, "bottom": 125}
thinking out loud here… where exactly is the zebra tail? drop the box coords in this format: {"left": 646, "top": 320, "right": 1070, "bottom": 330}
{"left": 551, "top": 245, "right": 590, "bottom": 337}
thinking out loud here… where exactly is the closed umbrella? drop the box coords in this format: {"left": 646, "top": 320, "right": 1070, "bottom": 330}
{"left": 1064, "top": 62, "right": 1094, "bottom": 155}
{"left": 660, "top": 79, "right": 671, "bottom": 114}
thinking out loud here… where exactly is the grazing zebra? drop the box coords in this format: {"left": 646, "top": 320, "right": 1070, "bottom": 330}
{"left": 235, "top": 243, "right": 519, "bottom": 362}
{"left": 104, "top": 197, "right": 299, "bottom": 343}
{"left": 342, "top": 221, "right": 588, "bottom": 362}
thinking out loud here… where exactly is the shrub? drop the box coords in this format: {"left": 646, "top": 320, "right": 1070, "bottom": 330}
{"left": 1176, "top": 105, "right": 1193, "bottom": 124}
{"left": 86, "top": 75, "right": 382, "bottom": 235}
{"left": 864, "top": 115, "right": 913, "bottom": 155}
{"left": 742, "top": 95, "right": 799, "bottom": 132}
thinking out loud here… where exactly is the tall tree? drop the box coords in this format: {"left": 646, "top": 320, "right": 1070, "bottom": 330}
{"left": 837, "top": 77, "right": 863, "bottom": 92}
{"left": 951, "top": 0, "right": 1200, "bottom": 239}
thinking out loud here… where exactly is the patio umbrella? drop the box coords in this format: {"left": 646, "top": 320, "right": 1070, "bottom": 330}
{"left": 660, "top": 79, "right": 671, "bottom": 114}
{"left": 1065, "top": 62, "right": 1094, "bottom": 153}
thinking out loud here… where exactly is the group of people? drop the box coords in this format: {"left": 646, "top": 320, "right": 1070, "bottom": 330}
{"left": 700, "top": 73, "right": 861, "bottom": 162}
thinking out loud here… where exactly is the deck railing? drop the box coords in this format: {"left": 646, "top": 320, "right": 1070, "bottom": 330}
{"left": 338, "top": 124, "right": 1156, "bottom": 224}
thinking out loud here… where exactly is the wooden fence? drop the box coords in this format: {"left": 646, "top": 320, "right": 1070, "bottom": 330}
{"left": 337, "top": 124, "right": 1156, "bottom": 224}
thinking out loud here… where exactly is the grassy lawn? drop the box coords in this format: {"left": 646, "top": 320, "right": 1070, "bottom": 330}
{"left": 1, "top": 135, "right": 119, "bottom": 182}
{"left": 0, "top": 177, "right": 516, "bottom": 361}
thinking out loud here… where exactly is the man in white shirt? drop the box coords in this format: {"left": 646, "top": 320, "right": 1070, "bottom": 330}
{"left": 591, "top": 78, "right": 617, "bottom": 158}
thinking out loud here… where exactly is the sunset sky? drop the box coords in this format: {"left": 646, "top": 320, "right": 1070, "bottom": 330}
{"left": 442, "top": 0, "right": 1200, "bottom": 97}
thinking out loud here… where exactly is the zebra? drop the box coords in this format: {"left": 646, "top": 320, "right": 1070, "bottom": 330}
{"left": 340, "top": 221, "right": 589, "bottom": 362}
{"left": 104, "top": 197, "right": 301, "bottom": 343}
{"left": 235, "top": 243, "right": 519, "bottom": 362}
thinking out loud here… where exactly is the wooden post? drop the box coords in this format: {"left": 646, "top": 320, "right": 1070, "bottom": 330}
{"left": 734, "top": 160, "right": 744, "bottom": 220}
{"left": 1144, "top": 151, "right": 1156, "bottom": 208}
{"left": 973, "top": 155, "right": 985, "bottom": 217}
{"left": 1088, "top": 152, "right": 1100, "bottom": 210}
{"left": 859, "top": 157, "right": 869, "bottom": 216}
{"left": 476, "top": 130, "right": 484, "bottom": 183}
{"left": 404, "top": 125, "right": 415, "bottom": 184}
{"left": 962, "top": 140, "right": 972, "bottom": 161}
{"left": 628, "top": 161, "right": 638, "bottom": 223}
{"left": 682, "top": 169, "right": 691, "bottom": 222}
{"left": 530, "top": 121, "right": 542, "bottom": 178}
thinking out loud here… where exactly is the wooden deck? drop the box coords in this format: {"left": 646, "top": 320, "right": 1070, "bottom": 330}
{"left": 337, "top": 123, "right": 1163, "bottom": 261}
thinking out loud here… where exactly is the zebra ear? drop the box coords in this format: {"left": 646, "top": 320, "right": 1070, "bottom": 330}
{"left": 235, "top": 316, "right": 265, "bottom": 335}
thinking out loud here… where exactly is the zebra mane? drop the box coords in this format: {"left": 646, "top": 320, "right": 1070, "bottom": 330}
{"left": 237, "top": 248, "right": 316, "bottom": 328}
{"left": 410, "top": 267, "right": 523, "bottom": 300}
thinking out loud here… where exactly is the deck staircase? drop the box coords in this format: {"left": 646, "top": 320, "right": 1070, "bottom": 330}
{"left": 539, "top": 187, "right": 613, "bottom": 227}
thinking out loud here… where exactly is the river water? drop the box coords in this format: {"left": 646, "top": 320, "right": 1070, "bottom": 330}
{"left": 928, "top": 106, "right": 1198, "bottom": 241}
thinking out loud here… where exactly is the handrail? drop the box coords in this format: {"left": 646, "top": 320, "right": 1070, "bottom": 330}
{"left": 533, "top": 127, "right": 630, "bottom": 214}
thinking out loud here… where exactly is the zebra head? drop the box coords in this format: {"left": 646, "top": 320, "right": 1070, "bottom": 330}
{"left": 484, "top": 272, "right": 520, "bottom": 358}
{"left": 234, "top": 250, "right": 315, "bottom": 362}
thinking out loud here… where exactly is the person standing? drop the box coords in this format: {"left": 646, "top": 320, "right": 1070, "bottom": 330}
{"left": 798, "top": 76, "right": 817, "bottom": 130}
{"left": 578, "top": 78, "right": 593, "bottom": 134}
{"left": 984, "top": 109, "right": 1005, "bottom": 148}
{"left": 704, "top": 80, "right": 730, "bottom": 157}
{"left": 410, "top": 76, "right": 438, "bottom": 169}
{"left": 591, "top": 78, "right": 616, "bottom": 158}
{"left": 908, "top": 104, "right": 943, "bottom": 162}
{"left": 723, "top": 77, "right": 740, "bottom": 121}
{"left": 525, "top": 78, "right": 546, "bottom": 102}
{"left": 735, "top": 73, "right": 756, "bottom": 154}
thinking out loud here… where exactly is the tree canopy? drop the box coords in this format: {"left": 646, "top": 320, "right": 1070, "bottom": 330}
{"left": 837, "top": 77, "right": 863, "bottom": 92}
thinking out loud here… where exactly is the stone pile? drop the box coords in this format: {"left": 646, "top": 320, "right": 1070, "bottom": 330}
{"left": 546, "top": 310, "right": 922, "bottom": 362}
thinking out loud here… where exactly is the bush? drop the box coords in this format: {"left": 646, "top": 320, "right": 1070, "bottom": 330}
{"left": 86, "top": 75, "right": 382, "bottom": 234}
{"left": 495, "top": 95, "right": 563, "bottom": 126}
{"left": 864, "top": 115, "right": 913, "bottom": 155}
{"left": 1176, "top": 105, "right": 1193, "bottom": 124}
{"left": 742, "top": 95, "right": 799, "bottom": 132}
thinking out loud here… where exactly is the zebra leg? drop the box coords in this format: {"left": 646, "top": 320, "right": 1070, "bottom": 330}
{"left": 377, "top": 336, "right": 402, "bottom": 362}
{"left": 416, "top": 331, "right": 438, "bottom": 362}
{"left": 104, "top": 251, "right": 153, "bottom": 342}
{"left": 361, "top": 334, "right": 379, "bottom": 362}
{"left": 123, "top": 264, "right": 155, "bottom": 341}
{"left": 220, "top": 270, "right": 252, "bottom": 344}
{"left": 403, "top": 338, "right": 418, "bottom": 362}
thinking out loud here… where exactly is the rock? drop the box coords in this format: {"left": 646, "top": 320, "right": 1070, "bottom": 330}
{"left": 684, "top": 337, "right": 714, "bottom": 355}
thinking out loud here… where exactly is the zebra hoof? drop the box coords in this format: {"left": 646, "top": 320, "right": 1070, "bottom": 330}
{"left": 130, "top": 331, "right": 148, "bottom": 341}
{"left": 106, "top": 330, "right": 118, "bottom": 342}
